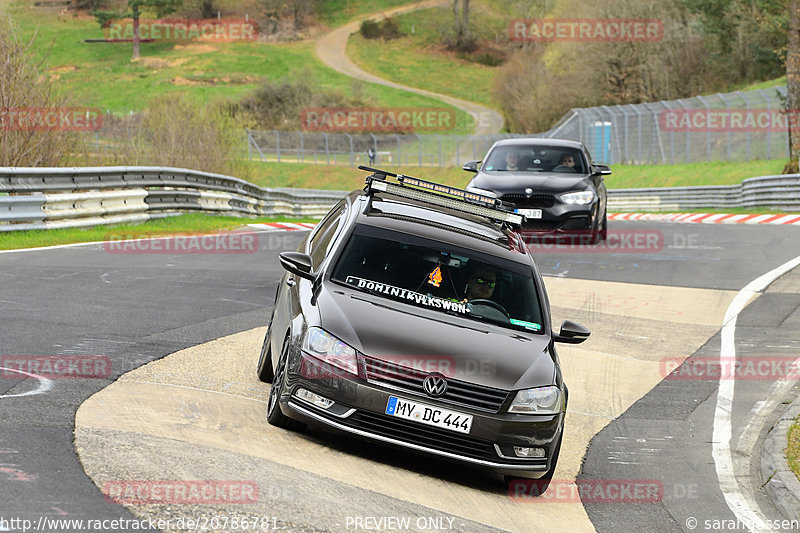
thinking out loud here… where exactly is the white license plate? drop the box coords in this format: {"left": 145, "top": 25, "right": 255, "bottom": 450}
{"left": 385, "top": 396, "right": 473, "bottom": 434}
{"left": 515, "top": 208, "right": 542, "bottom": 219}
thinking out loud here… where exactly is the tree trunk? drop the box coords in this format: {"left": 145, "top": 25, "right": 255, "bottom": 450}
{"left": 453, "top": 0, "right": 462, "bottom": 47}
{"left": 785, "top": 0, "right": 800, "bottom": 173}
{"left": 132, "top": 3, "right": 141, "bottom": 60}
{"left": 462, "top": 0, "right": 469, "bottom": 42}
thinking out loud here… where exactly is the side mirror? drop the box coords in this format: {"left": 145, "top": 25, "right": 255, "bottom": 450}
{"left": 279, "top": 252, "right": 315, "bottom": 281}
{"left": 462, "top": 160, "right": 481, "bottom": 173}
{"left": 591, "top": 164, "right": 612, "bottom": 176}
{"left": 553, "top": 320, "right": 590, "bottom": 344}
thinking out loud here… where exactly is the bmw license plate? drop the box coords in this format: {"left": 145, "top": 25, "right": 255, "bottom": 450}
{"left": 385, "top": 396, "right": 473, "bottom": 434}
{"left": 515, "top": 208, "right": 543, "bottom": 219}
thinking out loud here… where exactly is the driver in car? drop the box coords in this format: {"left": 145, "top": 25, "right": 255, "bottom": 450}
{"left": 464, "top": 267, "right": 497, "bottom": 301}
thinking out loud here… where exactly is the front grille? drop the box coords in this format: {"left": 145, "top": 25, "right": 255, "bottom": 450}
{"left": 501, "top": 193, "right": 556, "bottom": 209}
{"left": 342, "top": 410, "right": 545, "bottom": 466}
{"left": 363, "top": 357, "right": 509, "bottom": 413}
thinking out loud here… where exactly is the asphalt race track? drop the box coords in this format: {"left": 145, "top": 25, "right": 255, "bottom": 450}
{"left": 2, "top": 221, "right": 800, "bottom": 532}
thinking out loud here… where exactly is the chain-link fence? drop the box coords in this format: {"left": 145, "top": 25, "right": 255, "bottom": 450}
{"left": 244, "top": 130, "right": 543, "bottom": 168}
{"left": 85, "top": 86, "right": 791, "bottom": 168}
{"left": 245, "top": 85, "right": 790, "bottom": 167}
{"left": 543, "top": 87, "right": 790, "bottom": 165}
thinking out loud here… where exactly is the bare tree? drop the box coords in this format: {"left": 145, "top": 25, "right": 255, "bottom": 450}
{"left": 93, "top": 0, "right": 183, "bottom": 60}
{"left": 0, "top": 24, "right": 82, "bottom": 167}
{"left": 449, "top": 0, "right": 473, "bottom": 51}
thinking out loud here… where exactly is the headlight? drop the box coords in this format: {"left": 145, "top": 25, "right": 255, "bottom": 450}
{"left": 466, "top": 187, "right": 498, "bottom": 198}
{"left": 508, "top": 386, "right": 562, "bottom": 414}
{"left": 302, "top": 327, "right": 358, "bottom": 376}
{"left": 560, "top": 191, "right": 595, "bottom": 205}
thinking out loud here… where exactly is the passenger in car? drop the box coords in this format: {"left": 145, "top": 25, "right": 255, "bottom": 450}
{"left": 553, "top": 153, "right": 577, "bottom": 172}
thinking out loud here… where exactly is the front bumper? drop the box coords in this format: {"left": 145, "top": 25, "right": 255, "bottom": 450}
{"left": 277, "top": 353, "right": 564, "bottom": 479}
{"left": 518, "top": 203, "right": 598, "bottom": 234}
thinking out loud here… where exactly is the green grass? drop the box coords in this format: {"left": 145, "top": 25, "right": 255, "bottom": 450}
{"left": 8, "top": 1, "right": 468, "bottom": 131}
{"left": 732, "top": 76, "right": 786, "bottom": 93}
{"left": 316, "top": 0, "right": 420, "bottom": 26}
{"left": 790, "top": 414, "right": 800, "bottom": 482}
{"left": 236, "top": 157, "right": 791, "bottom": 191}
{"left": 346, "top": 6, "right": 502, "bottom": 110}
{"left": 0, "top": 213, "right": 315, "bottom": 251}
{"left": 608, "top": 159, "right": 787, "bottom": 189}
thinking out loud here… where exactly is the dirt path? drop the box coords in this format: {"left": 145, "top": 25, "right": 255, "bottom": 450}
{"left": 314, "top": 0, "right": 504, "bottom": 136}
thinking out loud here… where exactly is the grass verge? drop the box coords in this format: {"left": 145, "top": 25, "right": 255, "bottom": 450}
{"left": 238, "top": 157, "right": 791, "bottom": 191}
{"left": 789, "top": 414, "right": 800, "bottom": 482}
{"left": 345, "top": 5, "right": 502, "bottom": 110}
{"left": 0, "top": 213, "right": 316, "bottom": 251}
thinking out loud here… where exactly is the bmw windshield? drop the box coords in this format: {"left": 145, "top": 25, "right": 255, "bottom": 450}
{"left": 330, "top": 225, "right": 544, "bottom": 333}
{"left": 482, "top": 145, "right": 586, "bottom": 174}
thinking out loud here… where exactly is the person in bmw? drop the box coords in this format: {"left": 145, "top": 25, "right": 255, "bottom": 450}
{"left": 257, "top": 168, "right": 591, "bottom": 491}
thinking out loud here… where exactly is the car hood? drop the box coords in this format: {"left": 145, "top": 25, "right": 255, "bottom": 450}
{"left": 469, "top": 171, "right": 590, "bottom": 195}
{"left": 316, "top": 283, "right": 556, "bottom": 391}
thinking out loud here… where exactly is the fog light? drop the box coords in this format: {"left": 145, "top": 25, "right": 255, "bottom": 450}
{"left": 514, "top": 446, "right": 546, "bottom": 458}
{"left": 295, "top": 388, "right": 334, "bottom": 409}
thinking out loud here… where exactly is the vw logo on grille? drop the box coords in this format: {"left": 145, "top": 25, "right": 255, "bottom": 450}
{"left": 422, "top": 374, "right": 448, "bottom": 398}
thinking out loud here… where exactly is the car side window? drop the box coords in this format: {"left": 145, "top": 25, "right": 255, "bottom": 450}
{"left": 308, "top": 201, "right": 347, "bottom": 269}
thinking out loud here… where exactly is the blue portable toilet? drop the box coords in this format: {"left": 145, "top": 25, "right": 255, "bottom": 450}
{"left": 589, "top": 121, "right": 612, "bottom": 163}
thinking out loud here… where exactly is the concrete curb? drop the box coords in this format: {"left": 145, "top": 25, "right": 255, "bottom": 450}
{"left": 761, "top": 394, "right": 800, "bottom": 521}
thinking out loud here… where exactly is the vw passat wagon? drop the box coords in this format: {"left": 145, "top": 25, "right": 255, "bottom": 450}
{"left": 256, "top": 167, "right": 590, "bottom": 488}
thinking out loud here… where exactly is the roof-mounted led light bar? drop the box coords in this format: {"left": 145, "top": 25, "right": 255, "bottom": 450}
{"left": 359, "top": 165, "right": 522, "bottom": 226}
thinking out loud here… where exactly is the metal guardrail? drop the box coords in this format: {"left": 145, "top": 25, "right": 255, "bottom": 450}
{"left": 607, "top": 174, "right": 800, "bottom": 212}
{"left": 1, "top": 167, "right": 797, "bottom": 232}
{"left": 0, "top": 166, "right": 348, "bottom": 231}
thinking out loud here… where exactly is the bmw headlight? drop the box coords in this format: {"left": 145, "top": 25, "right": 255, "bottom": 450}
{"left": 508, "top": 386, "right": 562, "bottom": 414}
{"left": 560, "top": 191, "right": 595, "bottom": 205}
{"left": 466, "top": 187, "right": 498, "bottom": 198}
{"left": 302, "top": 327, "right": 358, "bottom": 376}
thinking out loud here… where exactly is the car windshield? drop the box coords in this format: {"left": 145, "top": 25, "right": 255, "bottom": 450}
{"left": 330, "top": 225, "right": 544, "bottom": 333}
{"left": 482, "top": 145, "right": 585, "bottom": 174}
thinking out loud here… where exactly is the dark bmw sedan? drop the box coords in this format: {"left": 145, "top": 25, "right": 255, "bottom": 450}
{"left": 256, "top": 170, "right": 590, "bottom": 487}
{"left": 463, "top": 138, "right": 611, "bottom": 243}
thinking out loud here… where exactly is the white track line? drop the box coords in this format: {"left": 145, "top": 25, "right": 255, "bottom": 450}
{"left": 0, "top": 366, "right": 53, "bottom": 398}
{"left": 713, "top": 254, "right": 800, "bottom": 531}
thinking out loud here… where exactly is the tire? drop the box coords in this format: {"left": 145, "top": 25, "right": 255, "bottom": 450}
{"left": 590, "top": 212, "right": 607, "bottom": 245}
{"left": 266, "top": 339, "right": 300, "bottom": 429}
{"left": 599, "top": 212, "right": 608, "bottom": 241}
{"left": 504, "top": 435, "right": 562, "bottom": 495}
{"left": 256, "top": 330, "right": 274, "bottom": 383}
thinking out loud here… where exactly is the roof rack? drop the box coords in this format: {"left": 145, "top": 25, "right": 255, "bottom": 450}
{"left": 358, "top": 165, "right": 522, "bottom": 226}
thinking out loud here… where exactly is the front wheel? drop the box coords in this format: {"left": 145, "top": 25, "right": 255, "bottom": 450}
{"left": 267, "top": 340, "right": 300, "bottom": 429}
{"left": 256, "top": 330, "right": 274, "bottom": 383}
